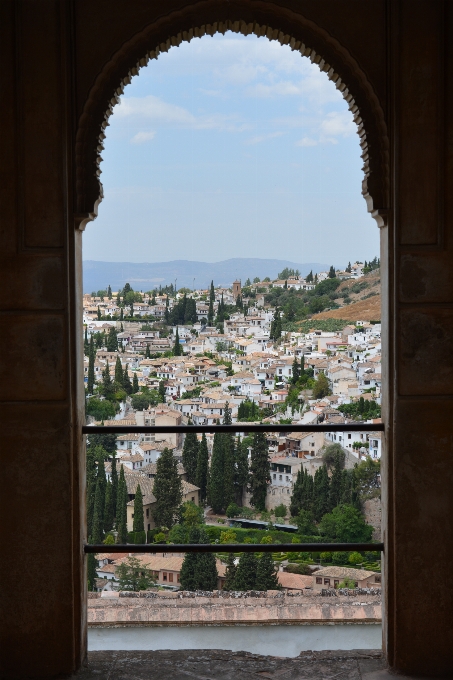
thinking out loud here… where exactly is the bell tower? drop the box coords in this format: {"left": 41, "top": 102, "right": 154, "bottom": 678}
{"left": 232, "top": 279, "right": 241, "bottom": 298}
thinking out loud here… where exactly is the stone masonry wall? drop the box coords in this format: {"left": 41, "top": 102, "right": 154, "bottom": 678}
{"left": 88, "top": 590, "right": 381, "bottom": 627}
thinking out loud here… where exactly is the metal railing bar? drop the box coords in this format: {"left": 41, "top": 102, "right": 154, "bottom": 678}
{"left": 84, "top": 542, "right": 384, "bottom": 554}
{"left": 82, "top": 423, "right": 384, "bottom": 435}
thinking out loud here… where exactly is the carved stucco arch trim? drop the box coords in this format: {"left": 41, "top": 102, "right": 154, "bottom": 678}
{"left": 75, "top": 1, "right": 389, "bottom": 230}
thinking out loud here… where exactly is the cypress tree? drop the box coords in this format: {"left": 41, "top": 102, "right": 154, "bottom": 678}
{"left": 222, "top": 403, "right": 235, "bottom": 510}
{"left": 223, "top": 553, "right": 237, "bottom": 591}
{"left": 86, "top": 446, "right": 97, "bottom": 538}
{"left": 158, "top": 380, "right": 166, "bottom": 404}
{"left": 132, "top": 372, "right": 139, "bottom": 394}
{"left": 87, "top": 550, "right": 98, "bottom": 591}
{"left": 106, "top": 326, "right": 118, "bottom": 351}
{"left": 208, "top": 431, "right": 224, "bottom": 513}
{"left": 132, "top": 484, "right": 144, "bottom": 533}
{"left": 302, "top": 470, "right": 314, "bottom": 512}
{"left": 196, "top": 433, "right": 209, "bottom": 503}
{"left": 116, "top": 465, "right": 128, "bottom": 543}
{"left": 97, "top": 306, "right": 101, "bottom": 320}
{"left": 182, "top": 428, "right": 199, "bottom": 485}
{"left": 122, "top": 364, "right": 132, "bottom": 394}
{"left": 152, "top": 447, "right": 182, "bottom": 529}
{"left": 114, "top": 355, "right": 123, "bottom": 385}
{"left": 102, "top": 360, "right": 115, "bottom": 400}
{"left": 84, "top": 327, "right": 89, "bottom": 355}
{"left": 173, "top": 327, "right": 183, "bottom": 356}
{"left": 234, "top": 436, "right": 249, "bottom": 506}
{"left": 91, "top": 479, "right": 104, "bottom": 544}
{"left": 107, "top": 284, "right": 112, "bottom": 299}
{"left": 207, "top": 281, "right": 214, "bottom": 325}
{"left": 103, "top": 480, "right": 114, "bottom": 533}
{"left": 164, "top": 296, "right": 170, "bottom": 323}
{"left": 329, "top": 456, "right": 343, "bottom": 511}
{"left": 196, "top": 528, "right": 218, "bottom": 591}
{"left": 120, "top": 307, "right": 124, "bottom": 321}
{"left": 233, "top": 552, "right": 258, "bottom": 591}
{"left": 111, "top": 453, "right": 118, "bottom": 517}
{"left": 290, "top": 468, "right": 304, "bottom": 517}
{"left": 291, "top": 355, "right": 300, "bottom": 384}
{"left": 313, "top": 465, "right": 330, "bottom": 521}
{"left": 87, "top": 336, "right": 95, "bottom": 394}
{"left": 255, "top": 552, "right": 280, "bottom": 591}
{"left": 179, "top": 527, "right": 199, "bottom": 591}
{"left": 145, "top": 344, "right": 151, "bottom": 359}
{"left": 249, "top": 432, "right": 270, "bottom": 511}
{"left": 328, "top": 265, "right": 336, "bottom": 278}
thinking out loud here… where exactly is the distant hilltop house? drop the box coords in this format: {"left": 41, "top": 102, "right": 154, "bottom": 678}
{"left": 313, "top": 566, "right": 381, "bottom": 590}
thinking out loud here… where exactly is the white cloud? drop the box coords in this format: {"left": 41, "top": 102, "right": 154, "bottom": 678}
{"left": 116, "top": 94, "right": 249, "bottom": 132}
{"left": 244, "top": 131, "right": 284, "bottom": 145}
{"left": 296, "top": 137, "right": 318, "bottom": 147}
{"left": 320, "top": 111, "right": 355, "bottom": 139}
{"left": 131, "top": 131, "right": 156, "bottom": 144}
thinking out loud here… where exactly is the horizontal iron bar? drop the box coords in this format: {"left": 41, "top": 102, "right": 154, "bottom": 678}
{"left": 84, "top": 543, "right": 384, "bottom": 554}
{"left": 82, "top": 423, "right": 384, "bottom": 435}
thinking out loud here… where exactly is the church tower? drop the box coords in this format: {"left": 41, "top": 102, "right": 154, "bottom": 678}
{"left": 232, "top": 279, "right": 241, "bottom": 298}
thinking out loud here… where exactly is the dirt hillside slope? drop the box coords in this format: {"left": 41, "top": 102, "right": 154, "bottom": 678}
{"left": 312, "top": 294, "right": 381, "bottom": 321}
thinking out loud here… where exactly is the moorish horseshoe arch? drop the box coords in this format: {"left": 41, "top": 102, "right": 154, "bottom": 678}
{"left": 74, "top": 0, "right": 390, "bottom": 231}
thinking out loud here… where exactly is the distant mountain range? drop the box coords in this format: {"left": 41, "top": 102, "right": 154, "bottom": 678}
{"left": 83, "top": 258, "right": 331, "bottom": 294}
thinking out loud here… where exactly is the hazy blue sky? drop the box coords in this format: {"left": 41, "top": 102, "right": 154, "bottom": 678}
{"left": 83, "top": 33, "right": 379, "bottom": 268}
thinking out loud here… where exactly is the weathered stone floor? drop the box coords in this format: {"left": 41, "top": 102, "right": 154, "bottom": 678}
{"left": 73, "top": 649, "right": 386, "bottom": 679}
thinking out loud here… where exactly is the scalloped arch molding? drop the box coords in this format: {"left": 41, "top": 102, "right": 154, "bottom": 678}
{"left": 75, "top": 2, "right": 389, "bottom": 230}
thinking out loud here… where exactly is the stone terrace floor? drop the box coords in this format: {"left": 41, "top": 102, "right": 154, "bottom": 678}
{"left": 72, "top": 649, "right": 387, "bottom": 679}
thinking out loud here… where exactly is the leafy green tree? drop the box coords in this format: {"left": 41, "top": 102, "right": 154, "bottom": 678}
{"left": 181, "top": 500, "right": 203, "bottom": 527}
{"left": 319, "top": 504, "right": 373, "bottom": 543}
{"left": 226, "top": 502, "right": 240, "bottom": 518}
{"left": 312, "top": 371, "right": 331, "bottom": 399}
{"left": 182, "top": 428, "right": 199, "bottom": 485}
{"left": 152, "top": 447, "right": 182, "bottom": 529}
{"left": 132, "top": 372, "right": 139, "bottom": 394}
{"left": 295, "top": 509, "right": 318, "bottom": 535}
{"left": 132, "top": 484, "right": 144, "bottom": 533}
{"left": 86, "top": 397, "right": 117, "bottom": 421}
{"left": 114, "top": 356, "right": 123, "bottom": 385}
{"left": 103, "top": 480, "right": 114, "bottom": 533}
{"left": 87, "top": 336, "right": 95, "bottom": 394}
{"left": 313, "top": 465, "right": 330, "bottom": 521}
{"left": 249, "top": 432, "right": 270, "bottom": 511}
{"left": 322, "top": 444, "right": 345, "bottom": 470}
{"left": 158, "top": 380, "right": 166, "bottom": 404}
{"left": 196, "top": 433, "right": 209, "bottom": 503}
{"left": 222, "top": 553, "right": 237, "bottom": 591}
{"left": 233, "top": 552, "right": 258, "bottom": 591}
{"left": 353, "top": 458, "right": 381, "bottom": 501}
{"left": 116, "top": 465, "right": 128, "bottom": 543}
{"left": 255, "top": 553, "right": 280, "bottom": 591}
{"left": 116, "top": 555, "right": 155, "bottom": 591}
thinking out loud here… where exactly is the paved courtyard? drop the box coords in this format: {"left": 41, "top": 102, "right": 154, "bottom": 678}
{"left": 72, "top": 649, "right": 387, "bottom": 679}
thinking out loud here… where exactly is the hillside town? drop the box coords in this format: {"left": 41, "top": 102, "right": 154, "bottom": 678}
{"left": 84, "top": 262, "right": 382, "bottom": 594}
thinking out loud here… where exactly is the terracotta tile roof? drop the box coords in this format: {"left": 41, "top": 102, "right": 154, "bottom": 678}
{"left": 278, "top": 572, "right": 313, "bottom": 589}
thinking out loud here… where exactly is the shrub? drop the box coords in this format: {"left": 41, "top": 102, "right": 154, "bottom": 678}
{"left": 226, "top": 502, "right": 240, "bottom": 518}
{"left": 338, "top": 578, "right": 357, "bottom": 589}
{"left": 260, "top": 535, "right": 273, "bottom": 544}
{"left": 348, "top": 551, "right": 363, "bottom": 565}
{"left": 220, "top": 529, "right": 237, "bottom": 544}
{"left": 320, "top": 551, "right": 332, "bottom": 562}
{"left": 332, "top": 552, "right": 350, "bottom": 565}
{"left": 274, "top": 503, "right": 287, "bottom": 518}
{"left": 153, "top": 532, "right": 166, "bottom": 543}
{"left": 285, "top": 563, "right": 311, "bottom": 575}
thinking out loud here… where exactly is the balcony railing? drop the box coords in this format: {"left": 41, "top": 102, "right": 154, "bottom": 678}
{"left": 82, "top": 422, "right": 384, "bottom": 556}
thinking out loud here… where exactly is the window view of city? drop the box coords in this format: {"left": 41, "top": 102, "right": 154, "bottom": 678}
{"left": 83, "top": 32, "right": 382, "bottom": 651}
